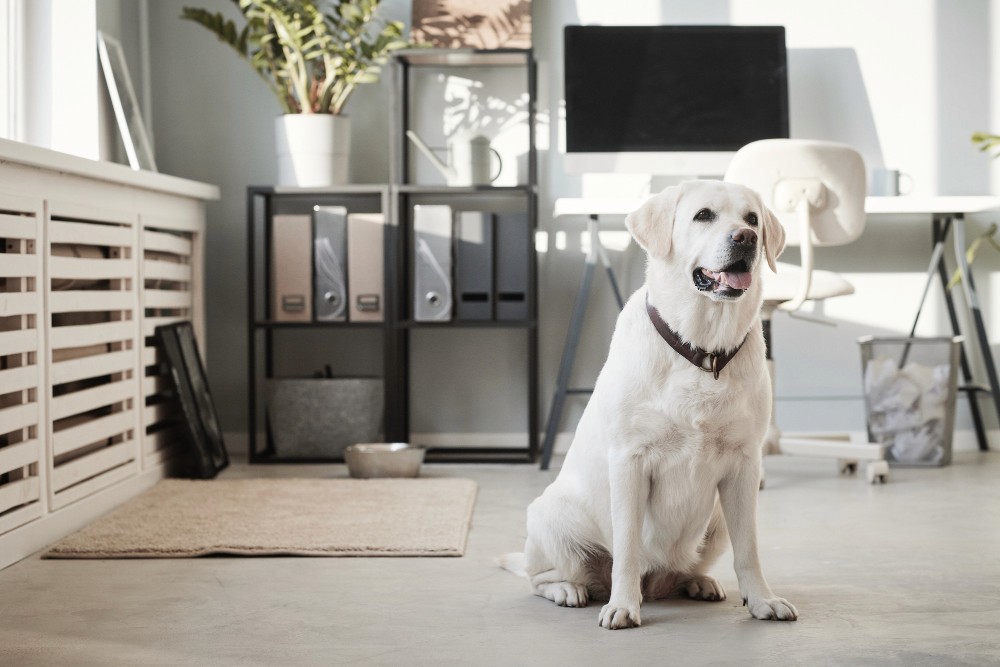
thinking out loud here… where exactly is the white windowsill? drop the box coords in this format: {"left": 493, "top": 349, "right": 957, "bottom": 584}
{"left": 0, "top": 137, "right": 219, "bottom": 201}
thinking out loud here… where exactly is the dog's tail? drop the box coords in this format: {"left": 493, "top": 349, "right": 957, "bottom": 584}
{"left": 495, "top": 552, "right": 527, "bottom": 577}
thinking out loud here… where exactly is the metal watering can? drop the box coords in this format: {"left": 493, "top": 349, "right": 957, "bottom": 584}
{"left": 406, "top": 129, "right": 502, "bottom": 186}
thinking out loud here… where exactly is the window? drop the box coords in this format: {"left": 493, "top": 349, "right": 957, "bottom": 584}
{"left": 0, "top": 0, "right": 23, "bottom": 140}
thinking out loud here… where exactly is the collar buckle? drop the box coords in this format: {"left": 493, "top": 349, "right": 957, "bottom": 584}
{"left": 699, "top": 353, "right": 720, "bottom": 380}
{"left": 646, "top": 291, "right": 745, "bottom": 381}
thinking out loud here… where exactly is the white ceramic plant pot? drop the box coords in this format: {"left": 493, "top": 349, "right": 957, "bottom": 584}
{"left": 275, "top": 114, "right": 351, "bottom": 187}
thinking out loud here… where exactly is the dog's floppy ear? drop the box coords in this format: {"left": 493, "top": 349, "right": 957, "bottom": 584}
{"left": 760, "top": 202, "right": 786, "bottom": 273}
{"left": 625, "top": 185, "right": 681, "bottom": 258}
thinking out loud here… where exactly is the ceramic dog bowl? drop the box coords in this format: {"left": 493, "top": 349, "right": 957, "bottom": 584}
{"left": 344, "top": 443, "right": 426, "bottom": 478}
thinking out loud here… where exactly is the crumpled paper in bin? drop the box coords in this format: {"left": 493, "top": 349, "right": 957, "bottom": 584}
{"left": 864, "top": 357, "right": 950, "bottom": 464}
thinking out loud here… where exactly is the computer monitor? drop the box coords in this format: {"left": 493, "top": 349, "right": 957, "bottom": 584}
{"left": 563, "top": 25, "right": 789, "bottom": 177}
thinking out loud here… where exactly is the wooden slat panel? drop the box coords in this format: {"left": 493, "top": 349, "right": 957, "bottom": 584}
{"left": 49, "top": 290, "right": 134, "bottom": 314}
{"left": 143, "top": 259, "right": 191, "bottom": 282}
{"left": 0, "top": 439, "right": 40, "bottom": 475}
{"left": 144, "top": 428, "right": 180, "bottom": 455}
{"left": 52, "top": 410, "right": 135, "bottom": 458}
{"left": 50, "top": 379, "right": 134, "bottom": 421}
{"left": 141, "top": 346, "right": 160, "bottom": 367}
{"left": 52, "top": 441, "right": 133, "bottom": 492}
{"left": 0, "top": 212, "right": 37, "bottom": 239}
{"left": 143, "top": 214, "right": 200, "bottom": 234}
{"left": 143, "top": 432, "right": 179, "bottom": 470}
{"left": 0, "top": 501, "right": 43, "bottom": 536}
{"left": 0, "top": 192, "right": 42, "bottom": 216}
{"left": 49, "top": 201, "right": 135, "bottom": 227}
{"left": 48, "top": 219, "right": 132, "bottom": 246}
{"left": 50, "top": 457, "right": 135, "bottom": 510}
{"left": 51, "top": 349, "right": 134, "bottom": 385}
{"left": 0, "top": 292, "right": 39, "bottom": 318}
{"left": 49, "top": 256, "right": 133, "bottom": 280}
{"left": 142, "top": 447, "right": 170, "bottom": 469}
{"left": 0, "top": 328, "right": 36, "bottom": 356}
{"left": 143, "top": 229, "right": 192, "bottom": 256}
{"left": 0, "top": 402, "right": 37, "bottom": 435}
{"left": 143, "top": 316, "right": 185, "bottom": 338}
{"left": 0, "top": 365, "right": 37, "bottom": 395}
{"left": 143, "top": 375, "right": 170, "bottom": 396}
{"left": 144, "top": 289, "right": 192, "bottom": 310}
{"left": 0, "top": 477, "right": 40, "bottom": 515}
{"left": 50, "top": 320, "right": 133, "bottom": 349}
{"left": 144, "top": 402, "right": 176, "bottom": 426}
{"left": 0, "top": 254, "right": 35, "bottom": 278}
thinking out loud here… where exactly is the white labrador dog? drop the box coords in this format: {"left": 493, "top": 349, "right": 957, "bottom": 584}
{"left": 500, "top": 180, "right": 797, "bottom": 629}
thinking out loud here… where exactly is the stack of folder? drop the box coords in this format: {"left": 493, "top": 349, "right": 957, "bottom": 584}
{"left": 269, "top": 204, "right": 532, "bottom": 324}
{"left": 413, "top": 204, "right": 530, "bottom": 323}
{"left": 270, "top": 207, "right": 386, "bottom": 323}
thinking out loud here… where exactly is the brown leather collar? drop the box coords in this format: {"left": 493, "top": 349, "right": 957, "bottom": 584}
{"left": 645, "top": 292, "right": 748, "bottom": 380}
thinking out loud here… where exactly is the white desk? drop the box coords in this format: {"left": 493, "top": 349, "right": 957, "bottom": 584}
{"left": 553, "top": 195, "right": 1000, "bottom": 219}
{"left": 539, "top": 195, "right": 1000, "bottom": 468}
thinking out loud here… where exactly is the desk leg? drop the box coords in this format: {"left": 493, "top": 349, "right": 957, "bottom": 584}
{"left": 932, "top": 217, "right": 988, "bottom": 451}
{"left": 539, "top": 216, "right": 627, "bottom": 469}
{"left": 905, "top": 233, "right": 946, "bottom": 342}
{"left": 540, "top": 249, "right": 596, "bottom": 470}
{"left": 596, "top": 238, "right": 625, "bottom": 309}
{"left": 951, "top": 216, "right": 998, "bottom": 451}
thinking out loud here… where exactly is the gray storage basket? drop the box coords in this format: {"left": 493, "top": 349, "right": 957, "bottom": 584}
{"left": 859, "top": 336, "right": 962, "bottom": 467}
{"left": 265, "top": 378, "right": 384, "bottom": 458}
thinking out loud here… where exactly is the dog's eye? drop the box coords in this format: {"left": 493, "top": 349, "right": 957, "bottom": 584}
{"left": 745, "top": 212, "right": 759, "bottom": 226}
{"left": 694, "top": 208, "right": 715, "bottom": 222}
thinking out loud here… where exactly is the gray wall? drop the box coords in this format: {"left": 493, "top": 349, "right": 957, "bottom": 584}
{"left": 139, "top": 0, "right": 1000, "bottom": 440}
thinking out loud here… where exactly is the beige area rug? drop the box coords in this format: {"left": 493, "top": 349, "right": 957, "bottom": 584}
{"left": 45, "top": 478, "right": 478, "bottom": 559}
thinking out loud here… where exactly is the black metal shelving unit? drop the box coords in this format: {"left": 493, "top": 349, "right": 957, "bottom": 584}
{"left": 391, "top": 48, "right": 538, "bottom": 463}
{"left": 246, "top": 185, "right": 404, "bottom": 464}
{"left": 246, "top": 48, "right": 538, "bottom": 464}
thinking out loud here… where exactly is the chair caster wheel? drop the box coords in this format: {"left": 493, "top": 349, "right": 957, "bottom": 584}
{"left": 839, "top": 459, "right": 858, "bottom": 475}
{"left": 866, "top": 460, "right": 890, "bottom": 484}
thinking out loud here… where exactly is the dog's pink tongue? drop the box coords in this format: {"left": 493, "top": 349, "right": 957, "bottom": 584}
{"left": 719, "top": 271, "right": 752, "bottom": 290}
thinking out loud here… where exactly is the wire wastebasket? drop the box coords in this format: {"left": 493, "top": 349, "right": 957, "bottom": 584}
{"left": 859, "top": 336, "right": 962, "bottom": 467}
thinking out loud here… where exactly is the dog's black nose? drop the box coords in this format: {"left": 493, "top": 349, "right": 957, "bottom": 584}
{"left": 731, "top": 228, "right": 757, "bottom": 246}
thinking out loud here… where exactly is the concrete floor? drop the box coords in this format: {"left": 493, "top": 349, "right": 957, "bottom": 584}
{"left": 1, "top": 452, "right": 999, "bottom": 666}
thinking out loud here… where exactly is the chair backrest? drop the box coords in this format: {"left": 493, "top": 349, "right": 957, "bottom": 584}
{"left": 724, "top": 139, "right": 867, "bottom": 247}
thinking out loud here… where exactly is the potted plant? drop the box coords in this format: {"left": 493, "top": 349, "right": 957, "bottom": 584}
{"left": 182, "top": 0, "right": 409, "bottom": 186}
{"left": 972, "top": 132, "right": 1000, "bottom": 158}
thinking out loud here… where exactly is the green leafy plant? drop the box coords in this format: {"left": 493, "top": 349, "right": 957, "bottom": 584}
{"left": 972, "top": 131, "right": 1000, "bottom": 158}
{"left": 181, "top": 0, "right": 409, "bottom": 115}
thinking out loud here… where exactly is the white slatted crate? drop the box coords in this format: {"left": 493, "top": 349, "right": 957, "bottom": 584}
{"left": 0, "top": 139, "right": 216, "bottom": 571}
{"left": 140, "top": 220, "right": 198, "bottom": 469}
{"left": 0, "top": 196, "right": 46, "bottom": 535}
{"left": 47, "top": 208, "right": 140, "bottom": 511}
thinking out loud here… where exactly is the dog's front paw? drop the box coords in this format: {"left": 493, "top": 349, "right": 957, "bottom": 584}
{"left": 598, "top": 601, "right": 641, "bottom": 629}
{"left": 537, "top": 581, "right": 589, "bottom": 608}
{"left": 683, "top": 575, "right": 726, "bottom": 601}
{"left": 744, "top": 595, "right": 798, "bottom": 621}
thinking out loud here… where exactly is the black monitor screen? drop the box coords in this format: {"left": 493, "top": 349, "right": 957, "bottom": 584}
{"left": 564, "top": 25, "right": 789, "bottom": 152}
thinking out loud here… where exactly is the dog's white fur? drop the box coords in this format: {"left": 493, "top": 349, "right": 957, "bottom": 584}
{"left": 500, "top": 180, "right": 797, "bottom": 629}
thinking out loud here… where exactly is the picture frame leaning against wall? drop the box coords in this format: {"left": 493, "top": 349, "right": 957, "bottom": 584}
{"left": 97, "top": 30, "right": 157, "bottom": 172}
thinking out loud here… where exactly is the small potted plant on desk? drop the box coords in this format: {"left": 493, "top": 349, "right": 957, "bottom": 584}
{"left": 972, "top": 131, "right": 1000, "bottom": 157}
{"left": 182, "top": 0, "right": 409, "bottom": 187}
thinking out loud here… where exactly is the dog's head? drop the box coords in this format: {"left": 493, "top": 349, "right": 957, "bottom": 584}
{"left": 625, "top": 180, "right": 785, "bottom": 302}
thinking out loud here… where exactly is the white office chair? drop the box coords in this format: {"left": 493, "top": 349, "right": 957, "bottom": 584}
{"left": 725, "top": 139, "right": 890, "bottom": 484}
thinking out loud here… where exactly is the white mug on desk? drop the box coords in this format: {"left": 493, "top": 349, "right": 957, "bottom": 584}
{"left": 870, "top": 168, "right": 913, "bottom": 196}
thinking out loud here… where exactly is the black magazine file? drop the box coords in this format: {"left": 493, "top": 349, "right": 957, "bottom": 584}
{"left": 156, "top": 321, "right": 228, "bottom": 478}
